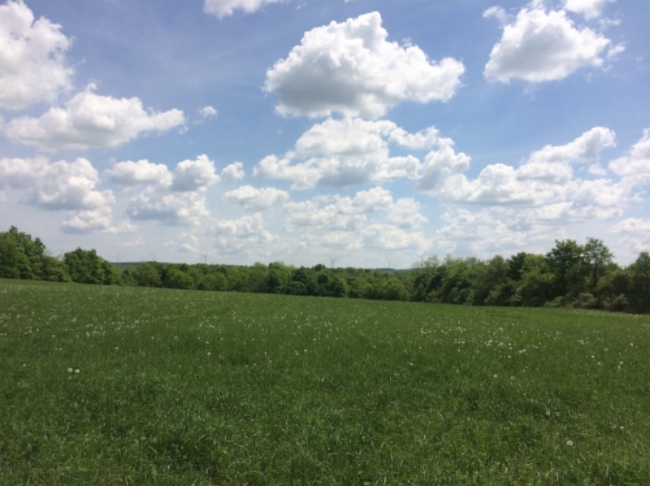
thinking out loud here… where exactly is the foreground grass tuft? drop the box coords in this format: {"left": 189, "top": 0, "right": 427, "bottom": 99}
{"left": 1, "top": 279, "right": 649, "bottom": 484}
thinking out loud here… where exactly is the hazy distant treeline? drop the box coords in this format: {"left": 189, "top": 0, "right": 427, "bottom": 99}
{"left": 1, "top": 226, "right": 649, "bottom": 313}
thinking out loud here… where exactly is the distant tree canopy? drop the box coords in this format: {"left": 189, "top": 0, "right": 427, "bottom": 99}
{"left": 0, "top": 227, "right": 69, "bottom": 282}
{"left": 1, "top": 227, "right": 648, "bottom": 314}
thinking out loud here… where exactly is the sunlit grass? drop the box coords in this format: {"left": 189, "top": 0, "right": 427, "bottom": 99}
{"left": 1, "top": 279, "right": 649, "bottom": 484}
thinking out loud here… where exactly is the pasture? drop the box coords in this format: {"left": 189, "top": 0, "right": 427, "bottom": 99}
{"left": 0, "top": 279, "right": 649, "bottom": 485}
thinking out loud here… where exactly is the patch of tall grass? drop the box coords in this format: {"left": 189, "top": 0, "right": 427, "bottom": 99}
{"left": 1, "top": 279, "right": 648, "bottom": 484}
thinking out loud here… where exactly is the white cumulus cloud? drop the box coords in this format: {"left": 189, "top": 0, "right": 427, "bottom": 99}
{"left": 126, "top": 188, "right": 210, "bottom": 226}
{"left": 214, "top": 213, "right": 275, "bottom": 250}
{"left": 0, "top": 156, "right": 114, "bottom": 210}
{"left": 254, "top": 117, "right": 469, "bottom": 190}
{"left": 282, "top": 188, "right": 428, "bottom": 249}
{"left": 0, "top": 0, "right": 73, "bottom": 109}
{"left": 564, "top": 0, "right": 616, "bottom": 20}
{"left": 199, "top": 105, "right": 218, "bottom": 118}
{"left": 223, "top": 185, "right": 289, "bottom": 211}
{"left": 265, "top": 12, "right": 465, "bottom": 119}
{"left": 221, "top": 162, "right": 245, "bottom": 182}
{"left": 609, "top": 128, "right": 650, "bottom": 184}
{"left": 104, "top": 159, "right": 172, "bottom": 187}
{"left": 484, "top": 4, "right": 613, "bottom": 83}
{"left": 3, "top": 84, "right": 186, "bottom": 150}
{"left": 204, "top": 0, "right": 284, "bottom": 18}
{"left": 441, "top": 127, "right": 625, "bottom": 216}
{"left": 527, "top": 126, "right": 616, "bottom": 164}
{"left": 171, "top": 155, "right": 220, "bottom": 192}
{"left": 115, "top": 156, "right": 220, "bottom": 225}
{"left": 61, "top": 208, "right": 113, "bottom": 234}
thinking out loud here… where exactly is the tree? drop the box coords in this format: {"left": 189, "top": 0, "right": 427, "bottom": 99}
{"left": 629, "top": 252, "right": 650, "bottom": 313}
{"left": 381, "top": 277, "right": 409, "bottom": 301}
{"left": 133, "top": 262, "right": 161, "bottom": 287}
{"left": 507, "top": 252, "right": 528, "bottom": 282}
{"left": 512, "top": 254, "right": 553, "bottom": 307}
{"left": 64, "top": 248, "right": 108, "bottom": 284}
{"left": 583, "top": 237, "right": 613, "bottom": 293}
{"left": 166, "top": 268, "right": 194, "bottom": 289}
{"left": 545, "top": 240, "right": 586, "bottom": 298}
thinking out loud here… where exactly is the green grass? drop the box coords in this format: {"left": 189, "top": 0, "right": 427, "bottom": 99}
{"left": 1, "top": 279, "right": 649, "bottom": 485}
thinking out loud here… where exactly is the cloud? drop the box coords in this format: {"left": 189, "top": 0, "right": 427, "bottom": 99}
{"left": 253, "top": 117, "right": 469, "bottom": 189}
{"left": 415, "top": 140, "right": 471, "bottom": 194}
{"left": 204, "top": 0, "right": 284, "bottom": 18}
{"left": 61, "top": 208, "right": 113, "bottom": 234}
{"left": 443, "top": 127, "right": 618, "bottom": 207}
{"left": 0, "top": 0, "right": 73, "bottom": 109}
{"left": 113, "top": 155, "right": 220, "bottom": 226}
{"left": 283, "top": 187, "right": 428, "bottom": 241}
{"left": 116, "top": 237, "right": 144, "bottom": 249}
{"left": 171, "top": 155, "right": 220, "bottom": 192}
{"left": 106, "top": 155, "right": 219, "bottom": 193}
{"left": 214, "top": 213, "right": 275, "bottom": 250}
{"left": 608, "top": 128, "right": 650, "bottom": 184}
{"left": 104, "top": 159, "right": 172, "bottom": 187}
{"left": 612, "top": 218, "right": 650, "bottom": 235}
{"left": 610, "top": 218, "right": 650, "bottom": 257}
{"left": 483, "top": 6, "right": 509, "bottom": 25}
{"left": 221, "top": 162, "right": 245, "bottom": 182}
{"left": 564, "top": 0, "right": 616, "bottom": 20}
{"left": 0, "top": 156, "right": 114, "bottom": 210}
{"left": 3, "top": 84, "right": 186, "bottom": 150}
{"left": 527, "top": 126, "right": 616, "bottom": 164}
{"left": 178, "top": 243, "right": 198, "bottom": 253}
{"left": 222, "top": 185, "right": 289, "bottom": 211}
{"left": 104, "top": 221, "right": 137, "bottom": 235}
{"left": 362, "top": 224, "right": 428, "bottom": 251}
{"left": 484, "top": 4, "right": 613, "bottom": 83}
{"left": 199, "top": 105, "right": 218, "bottom": 118}
{"left": 265, "top": 12, "right": 464, "bottom": 118}
{"left": 126, "top": 187, "right": 210, "bottom": 226}
{"left": 435, "top": 208, "right": 547, "bottom": 256}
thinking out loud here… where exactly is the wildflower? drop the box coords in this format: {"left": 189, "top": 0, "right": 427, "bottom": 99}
{"left": 75, "top": 369, "right": 80, "bottom": 374}
{"left": 207, "top": 352, "right": 211, "bottom": 356}
{"left": 68, "top": 368, "right": 73, "bottom": 373}
{"left": 620, "top": 426, "right": 624, "bottom": 430}
{"left": 493, "top": 374, "right": 497, "bottom": 378}
{"left": 567, "top": 440, "right": 574, "bottom": 446}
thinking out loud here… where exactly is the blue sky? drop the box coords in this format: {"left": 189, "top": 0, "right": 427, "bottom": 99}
{"left": 0, "top": 0, "right": 649, "bottom": 267}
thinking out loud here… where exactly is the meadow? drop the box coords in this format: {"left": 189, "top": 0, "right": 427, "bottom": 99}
{"left": 0, "top": 279, "right": 649, "bottom": 485}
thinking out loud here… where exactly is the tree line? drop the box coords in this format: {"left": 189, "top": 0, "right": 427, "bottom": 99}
{"left": 1, "top": 226, "right": 649, "bottom": 313}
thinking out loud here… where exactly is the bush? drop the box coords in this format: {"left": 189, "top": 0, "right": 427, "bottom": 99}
{"left": 605, "top": 294, "right": 628, "bottom": 312}
{"left": 573, "top": 293, "right": 600, "bottom": 309}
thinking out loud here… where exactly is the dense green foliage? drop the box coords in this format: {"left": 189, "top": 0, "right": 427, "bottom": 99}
{"left": 1, "top": 226, "right": 649, "bottom": 313}
{"left": 1, "top": 280, "right": 649, "bottom": 484}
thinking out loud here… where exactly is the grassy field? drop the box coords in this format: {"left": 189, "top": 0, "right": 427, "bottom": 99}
{"left": 0, "top": 279, "right": 649, "bottom": 485}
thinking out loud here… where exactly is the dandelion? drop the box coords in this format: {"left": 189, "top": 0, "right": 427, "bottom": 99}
{"left": 493, "top": 374, "right": 497, "bottom": 378}
{"left": 620, "top": 426, "right": 624, "bottom": 430}
{"left": 567, "top": 440, "right": 574, "bottom": 446}
{"left": 207, "top": 352, "right": 211, "bottom": 356}
{"left": 546, "top": 411, "right": 551, "bottom": 416}
{"left": 68, "top": 368, "right": 73, "bottom": 373}
{"left": 75, "top": 369, "right": 80, "bottom": 374}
